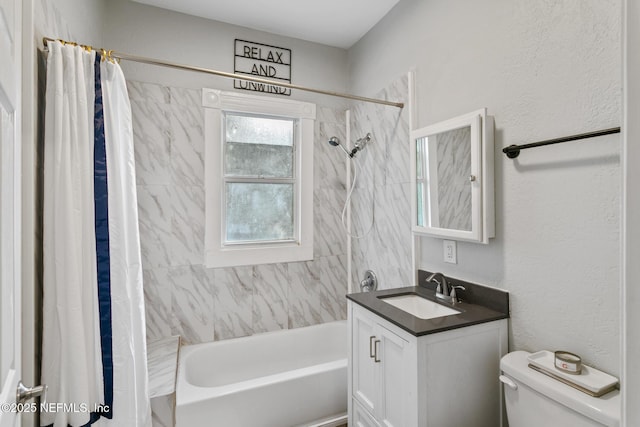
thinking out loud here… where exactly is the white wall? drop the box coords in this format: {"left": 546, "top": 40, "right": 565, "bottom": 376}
{"left": 103, "top": 0, "right": 349, "bottom": 108}
{"left": 349, "top": 0, "right": 621, "bottom": 375}
{"left": 623, "top": 0, "right": 640, "bottom": 423}
{"left": 35, "top": 0, "right": 104, "bottom": 45}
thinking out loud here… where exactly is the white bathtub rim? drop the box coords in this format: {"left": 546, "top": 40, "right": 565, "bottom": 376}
{"left": 177, "top": 321, "right": 348, "bottom": 407}
{"left": 177, "top": 358, "right": 346, "bottom": 406}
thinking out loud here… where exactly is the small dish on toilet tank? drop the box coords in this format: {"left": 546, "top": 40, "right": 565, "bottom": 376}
{"left": 527, "top": 350, "right": 618, "bottom": 397}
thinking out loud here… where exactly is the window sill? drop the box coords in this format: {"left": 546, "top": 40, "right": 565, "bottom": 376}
{"left": 204, "top": 241, "right": 313, "bottom": 268}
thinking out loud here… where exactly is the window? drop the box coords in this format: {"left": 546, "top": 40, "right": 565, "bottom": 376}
{"left": 203, "top": 89, "right": 315, "bottom": 268}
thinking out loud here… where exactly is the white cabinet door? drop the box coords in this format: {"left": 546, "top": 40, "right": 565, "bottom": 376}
{"left": 377, "top": 325, "right": 410, "bottom": 427}
{"left": 352, "top": 306, "right": 378, "bottom": 415}
{"left": 0, "top": 0, "right": 22, "bottom": 426}
{"left": 351, "top": 304, "right": 412, "bottom": 427}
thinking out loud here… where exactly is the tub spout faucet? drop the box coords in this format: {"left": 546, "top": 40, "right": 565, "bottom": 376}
{"left": 426, "top": 272, "right": 452, "bottom": 302}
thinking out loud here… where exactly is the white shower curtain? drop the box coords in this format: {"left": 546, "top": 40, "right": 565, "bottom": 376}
{"left": 42, "top": 41, "right": 151, "bottom": 427}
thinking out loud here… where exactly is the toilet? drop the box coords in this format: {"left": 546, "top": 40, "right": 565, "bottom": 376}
{"left": 500, "top": 351, "right": 620, "bottom": 427}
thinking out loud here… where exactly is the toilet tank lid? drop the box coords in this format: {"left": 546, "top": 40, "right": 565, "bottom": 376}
{"left": 501, "top": 351, "right": 620, "bottom": 427}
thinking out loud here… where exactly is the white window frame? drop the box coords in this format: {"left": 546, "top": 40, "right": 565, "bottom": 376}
{"left": 203, "top": 88, "right": 315, "bottom": 268}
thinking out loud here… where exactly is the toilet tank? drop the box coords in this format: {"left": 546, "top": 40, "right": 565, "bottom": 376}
{"left": 500, "top": 351, "right": 620, "bottom": 427}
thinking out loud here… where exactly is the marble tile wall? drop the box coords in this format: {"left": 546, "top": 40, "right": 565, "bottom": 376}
{"left": 350, "top": 75, "right": 413, "bottom": 290}
{"left": 129, "top": 81, "right": 349, "bottom": 345}
{"left": 435, "top": 127, "right": 472, "bottom": 230}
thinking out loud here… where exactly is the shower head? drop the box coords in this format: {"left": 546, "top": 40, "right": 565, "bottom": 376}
{"left": 328, "top": 136, "right": 341, "bottom": 147}
{"left": 328, "top": 136, "right": 352, "bottom": 157}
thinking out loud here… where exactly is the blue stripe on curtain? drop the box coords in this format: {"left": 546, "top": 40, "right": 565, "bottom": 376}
{"left": 93, "top": 51, "right": 114, "bottom": 420}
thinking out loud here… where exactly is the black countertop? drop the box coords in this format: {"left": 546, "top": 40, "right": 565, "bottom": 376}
{"left": 347, "top": 273, "right": 509, "bottom": 337}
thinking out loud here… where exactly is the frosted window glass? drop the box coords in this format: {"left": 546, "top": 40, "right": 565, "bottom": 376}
{"left": 225, "top": 114, "right": 294, "bottom": 178}
{"left": 226, "top": 114, "right": 293, "bottom": 146}
{"left": 225, "top": 141, "right": 293, "bottom": 178}
{"left": 416, "top": 137, "right": 425, "bottom": 179}
{"left": 416, "top": 137, "right": 426, "bottom": 226}
{"left": 225, "top": 183, "right": 294, "bottom": 242}
{"left": 417, "top": 183, "right": 425, "bottom": 227}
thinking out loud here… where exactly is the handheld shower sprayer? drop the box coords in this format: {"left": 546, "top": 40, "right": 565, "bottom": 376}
{"left": 327, "top": 133, "right": 375, "bottom": 239}
{"left": 327, "top": 133, "right": 371, "bottom": 158}
{"left": 328, "top": 136, "right": 352, "bottom": 157}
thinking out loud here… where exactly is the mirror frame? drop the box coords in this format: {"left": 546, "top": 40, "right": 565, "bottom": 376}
{"left": 410, "top": 108, "right": 494, "bottom": 243}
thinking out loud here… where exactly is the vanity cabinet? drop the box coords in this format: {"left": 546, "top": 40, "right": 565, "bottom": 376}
{"left": 348, "top": 301, "right": 508, "bottom": 427}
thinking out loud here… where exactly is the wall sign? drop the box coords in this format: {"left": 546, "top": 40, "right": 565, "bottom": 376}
{"left": 234, "top": 39, "right": 292, "bottom": 96}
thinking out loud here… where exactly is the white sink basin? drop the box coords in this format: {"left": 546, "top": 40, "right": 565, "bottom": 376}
{"left": 380, "top": 294, "right": 461, "bottom": 320}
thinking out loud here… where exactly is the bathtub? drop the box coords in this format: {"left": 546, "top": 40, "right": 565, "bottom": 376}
{"left": 176, "top": 320, "right": 347, "bottom": 427}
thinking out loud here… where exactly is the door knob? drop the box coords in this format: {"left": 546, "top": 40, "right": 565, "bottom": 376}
{"left": 16, "top": 381, "right": 47, "bottom": 404}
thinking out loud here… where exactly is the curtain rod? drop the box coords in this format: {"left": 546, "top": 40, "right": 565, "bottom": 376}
{"left": 43, "top": 37, "right": 404, "bottom": 109}
{"left": 502, "top": 127, "right": 621, "bottom": 159}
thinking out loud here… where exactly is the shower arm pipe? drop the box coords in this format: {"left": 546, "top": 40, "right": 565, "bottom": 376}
{"left": 42, "top": 37, "right": 404, "bottom": 109}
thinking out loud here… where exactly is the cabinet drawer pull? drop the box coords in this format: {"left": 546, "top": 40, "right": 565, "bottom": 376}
{"left": 374, "top": 339, "right": 381, "bottom": 363}
{"left": 369, "top": 336, "right": 376, "bottom": 358}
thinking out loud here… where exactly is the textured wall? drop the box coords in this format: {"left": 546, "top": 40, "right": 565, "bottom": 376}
{"left": 129, "top": 81, "right": 348, "bottom": 345}
{"left": 349, "top": 0, "right": 621, "bottom": 375}
{"left": 623, "top": 0, "right": 640, "bottom": 423}
{"left": 350, "top": 75, "right": 412, "bottom": 291}
{"left": 35, "top": 0, "right": 105, "bottom": 46}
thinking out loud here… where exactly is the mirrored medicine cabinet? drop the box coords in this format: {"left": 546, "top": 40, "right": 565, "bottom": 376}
{"left": 410, "top": 108, "right": 495, "bottom": 244}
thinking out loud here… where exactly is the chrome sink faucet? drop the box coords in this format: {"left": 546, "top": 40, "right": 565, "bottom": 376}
{"left": 426, "top": 272, "right": 465, "bottom": 303}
